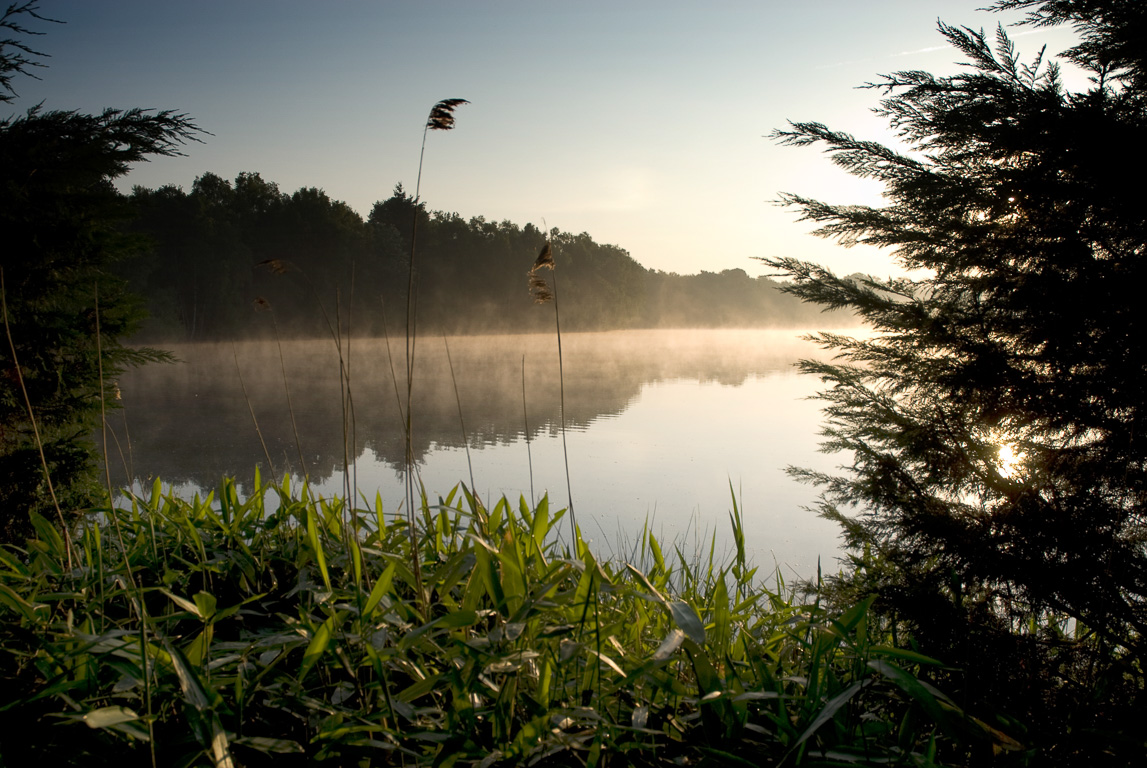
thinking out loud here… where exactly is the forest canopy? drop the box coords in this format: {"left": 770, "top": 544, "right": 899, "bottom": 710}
{"left": 122, "top": 175, "right": 850, "bottom": 341}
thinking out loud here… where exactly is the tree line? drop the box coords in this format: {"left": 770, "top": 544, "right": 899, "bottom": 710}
{"left": 122, "top": 176, "right": 847, "bottom": 341}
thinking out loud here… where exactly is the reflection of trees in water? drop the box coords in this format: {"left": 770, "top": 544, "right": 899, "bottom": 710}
{"left": 107, "top": 330, "right": 836, "bottom": 493}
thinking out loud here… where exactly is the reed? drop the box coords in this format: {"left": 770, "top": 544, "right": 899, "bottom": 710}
{"left": 402, "top": 98, "right": 469, "bottom": 605}
{"left": 443, "top": 333, "right": 477, "bottom": 494}
{"left": 521, "top": 354, "right": 536, "bottom": 506}
{"left": 528, "top": 238, "right": 578, "bottom": 545}
{"left": 252, "top": 295, "right": 309, "bottom": 481}
{"left": 0, "top": 268, "right": 74, "bottom": 568}
{"left": 0, "top": 479, "right": 1019, "bottom": 766}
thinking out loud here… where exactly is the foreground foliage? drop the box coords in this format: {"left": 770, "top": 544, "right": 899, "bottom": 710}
{"left": 0, "top": 478, "right": 1020, "bottom": 766}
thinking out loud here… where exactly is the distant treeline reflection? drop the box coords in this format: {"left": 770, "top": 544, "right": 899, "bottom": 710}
{"left": 122, "top": 173, "right": 850, "bottom": 340}
{"left": 108, "top": 330, "right": 826, "bottom": 493}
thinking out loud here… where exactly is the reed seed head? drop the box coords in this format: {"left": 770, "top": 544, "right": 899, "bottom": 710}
{"left": 529, "top": 274, "right": 553, "bottom": 303}
{"left": 528, "top": 241, "right": 555, "bottom": 303}
{"left": 532, "top": 242, "right": 554, "bottom": 271}
{"left": 427, "top": 98, "right": 470, "bottom": 130}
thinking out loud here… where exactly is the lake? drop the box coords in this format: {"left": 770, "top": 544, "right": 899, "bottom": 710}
{"left": 107, "top": 328, "right": 853, "bottom": 581}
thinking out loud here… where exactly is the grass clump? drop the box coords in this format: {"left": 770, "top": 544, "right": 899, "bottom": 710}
{"left": 0, "top": 477, "right": 1020, "bottom": 766}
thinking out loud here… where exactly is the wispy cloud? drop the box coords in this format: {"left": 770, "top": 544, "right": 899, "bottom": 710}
{"left": 818, "top": 26, "right": 1055, "bottom": 71}
{"left": 891, "top": 43, "right": 950, "bottom": 58}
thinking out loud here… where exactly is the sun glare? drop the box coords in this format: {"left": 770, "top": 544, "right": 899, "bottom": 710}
{"left": 997, "top": 443, "right": 1025, "bottom": 479}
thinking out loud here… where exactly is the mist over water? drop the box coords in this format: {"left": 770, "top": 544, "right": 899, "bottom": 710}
{"left": 108, "top": 329, "right": 849, "bottom": 579}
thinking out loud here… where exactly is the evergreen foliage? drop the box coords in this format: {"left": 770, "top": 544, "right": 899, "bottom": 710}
{"left": 768, "top": 0, "right": 1147, "bottom": 758}
{"left": 0, "top": 2, "right": 201, "bottom": 538}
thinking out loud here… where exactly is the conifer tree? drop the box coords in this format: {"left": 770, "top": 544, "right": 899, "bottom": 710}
{"left": 768, "top": 0, "right": 1147, "bottom": 702}
{"left": 0, "top": 2, "right": 200, "bottom": 537}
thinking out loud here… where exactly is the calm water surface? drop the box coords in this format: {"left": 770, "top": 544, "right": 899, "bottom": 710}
{"left": 109, "top": 329, "right": 852, "bottom": 580}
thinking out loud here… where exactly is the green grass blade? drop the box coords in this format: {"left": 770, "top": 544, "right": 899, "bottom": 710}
{"left": 300, "top": 610, "right": 346, "bottom": 681}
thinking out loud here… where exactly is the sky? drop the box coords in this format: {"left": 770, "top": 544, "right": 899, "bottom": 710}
{"left": 8, "top": 1, "right": 1083, "bottom": 279}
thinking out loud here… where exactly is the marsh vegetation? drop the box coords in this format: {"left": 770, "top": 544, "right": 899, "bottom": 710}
{"left": 3, "top": 0, "right": 1147, "bottom": 764}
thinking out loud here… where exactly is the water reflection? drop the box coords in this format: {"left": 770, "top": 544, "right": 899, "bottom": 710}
{"left": 107, "top": 329, "right": 847, "bottom": 578}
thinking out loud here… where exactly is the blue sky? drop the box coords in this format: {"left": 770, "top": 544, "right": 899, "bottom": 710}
{"left": 9, "top": 1, "right": 1081, "bottom": 278}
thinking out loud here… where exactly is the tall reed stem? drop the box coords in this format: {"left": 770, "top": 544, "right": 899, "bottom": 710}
{"left": 401, "top": 98, "right": 467, "bottom": 607}
{"left": 443, "top": 334, "right": 476, "bottom": 494}
{"left": 550, "top": 264, "right": 577, "bottom": 541}
{"left": 528, "top": 237, "right": 577, "bottom": 543}
{"left": 95, "top": 281, "right": 157, "bottom": 765}
{"left": 522, "top": 354, "right": 535, "bottom": 506}
{"left": 233, "top": 344, "right": 276, "bottom": 477}
{"left": 0, "top": 268, "right": 74, "bottom": 567}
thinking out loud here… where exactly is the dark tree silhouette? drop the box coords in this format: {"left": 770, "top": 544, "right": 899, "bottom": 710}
{"left": 0, "top": 2, "right": 201, "bottom": 537}
{"left": 768, "top": 0, "right": 1147, "bottom": 756}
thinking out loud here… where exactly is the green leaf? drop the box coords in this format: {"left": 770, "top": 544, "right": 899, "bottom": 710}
{"left": 697, "top": 747, "right": 759, "bottom": 768}
{"left": 669, "top": 601, "right": 706, "bottom": 645}
{"left": 831, "top": 595, "right": 873, "bottom": 635}
{"left": 398, "top": 673, "right": 443, "bottom": 703}
{"left": 711, "top": 572, "right": 731, "bottom": 654}
{"left": 651, "top": 628, "right": 685, "bottom": 661}
{"left": 29, "top": 512, "right": 66, "bottom": 561}
{"left": 870, "top": 645, "right": 946, "bottom": 667}
{"left": 625, "top": 563, "right": 666, "bottom": 604}
{"left": 82, "top": 705, "right": 140, "bottom": 729}
{"left": 306, "top": 504, "right": 331, "bottom": 591}
{"left": 300, "top": 610, "right": 345, "bottom": 681}
{"left": 160, "top": 588, "right": 203, "bottom": 618}
{"left": 363, "top": 562, "right": 397, "bottom": 617}
{"left": 184, "top": 628, "right": 211, "bottom": 667}
{"left": 231, "top": 736, "right": 305, "bottom": 754}
{"left": 163, "top": 638, "right": 212, "bottom": 711}
{"left": 794, "top": 679, "right": 867, "bottom": 748}
{"left": 193, "top": 591, "right": 218, "bottom": 621}
{"left": 588, "top": 648, "right": 626, "bottom": 678}
{"left": 867, "top": 659, "right": 957, "bottom": 727}
{"left": 649, "top": 531, "right": 666, "bottom": 574}
{"left": 398, "top": 610, "right": 478, "bottom": 651}
{"left": 0, "top": 583, "right": 42, "bottom": 623}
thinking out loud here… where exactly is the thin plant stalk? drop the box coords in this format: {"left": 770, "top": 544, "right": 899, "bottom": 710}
{"left": 377, "top": 297, "right": 429, "bottom": 519}
{"left": 402, "top": 98, "right": 468, "bottom": 604}
{"left": 254, "top": 264, "right": 357, "bottom": 488}
{"left": 101, "top": 415, "right": 135, "bottom": 495}
{"left": 335, "top": 287, "right": 354, "bottom": 516}
{"left": 346, "top": 266, "right": 359, "bottom": 523}
{"left": 0, "top": 268, "right": 74, "bottom": 567}
{"left": 522, "top": 354, "right": 535, "bottom": 506}
{"left": 260, "top": 301, "right": 308, "bottom": 481}
{"left": 527, "top": 237, "right": 577, "bottom": 542}
{"left": 96, "top": 283, "right": 114, "bottom": 502}
{"left": 378, "top": 298, "right": 408, "bottom": 438}
{"left": 232, "top": 343, "right": 276, "bottom": 477}
{"left": 119, "top": 409, "right": 135, "bottom": 491}
{"left": 94, "top": 282, "right": 158, "bottom": 766}
{"left": 442, "top": 333, "right": 476, "bottom": 494}
{"left": 403, "top": 216, "right": 423, "bottom": 600}
{"left": 551, "top": 262, "right": 576, "bottom": 541}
